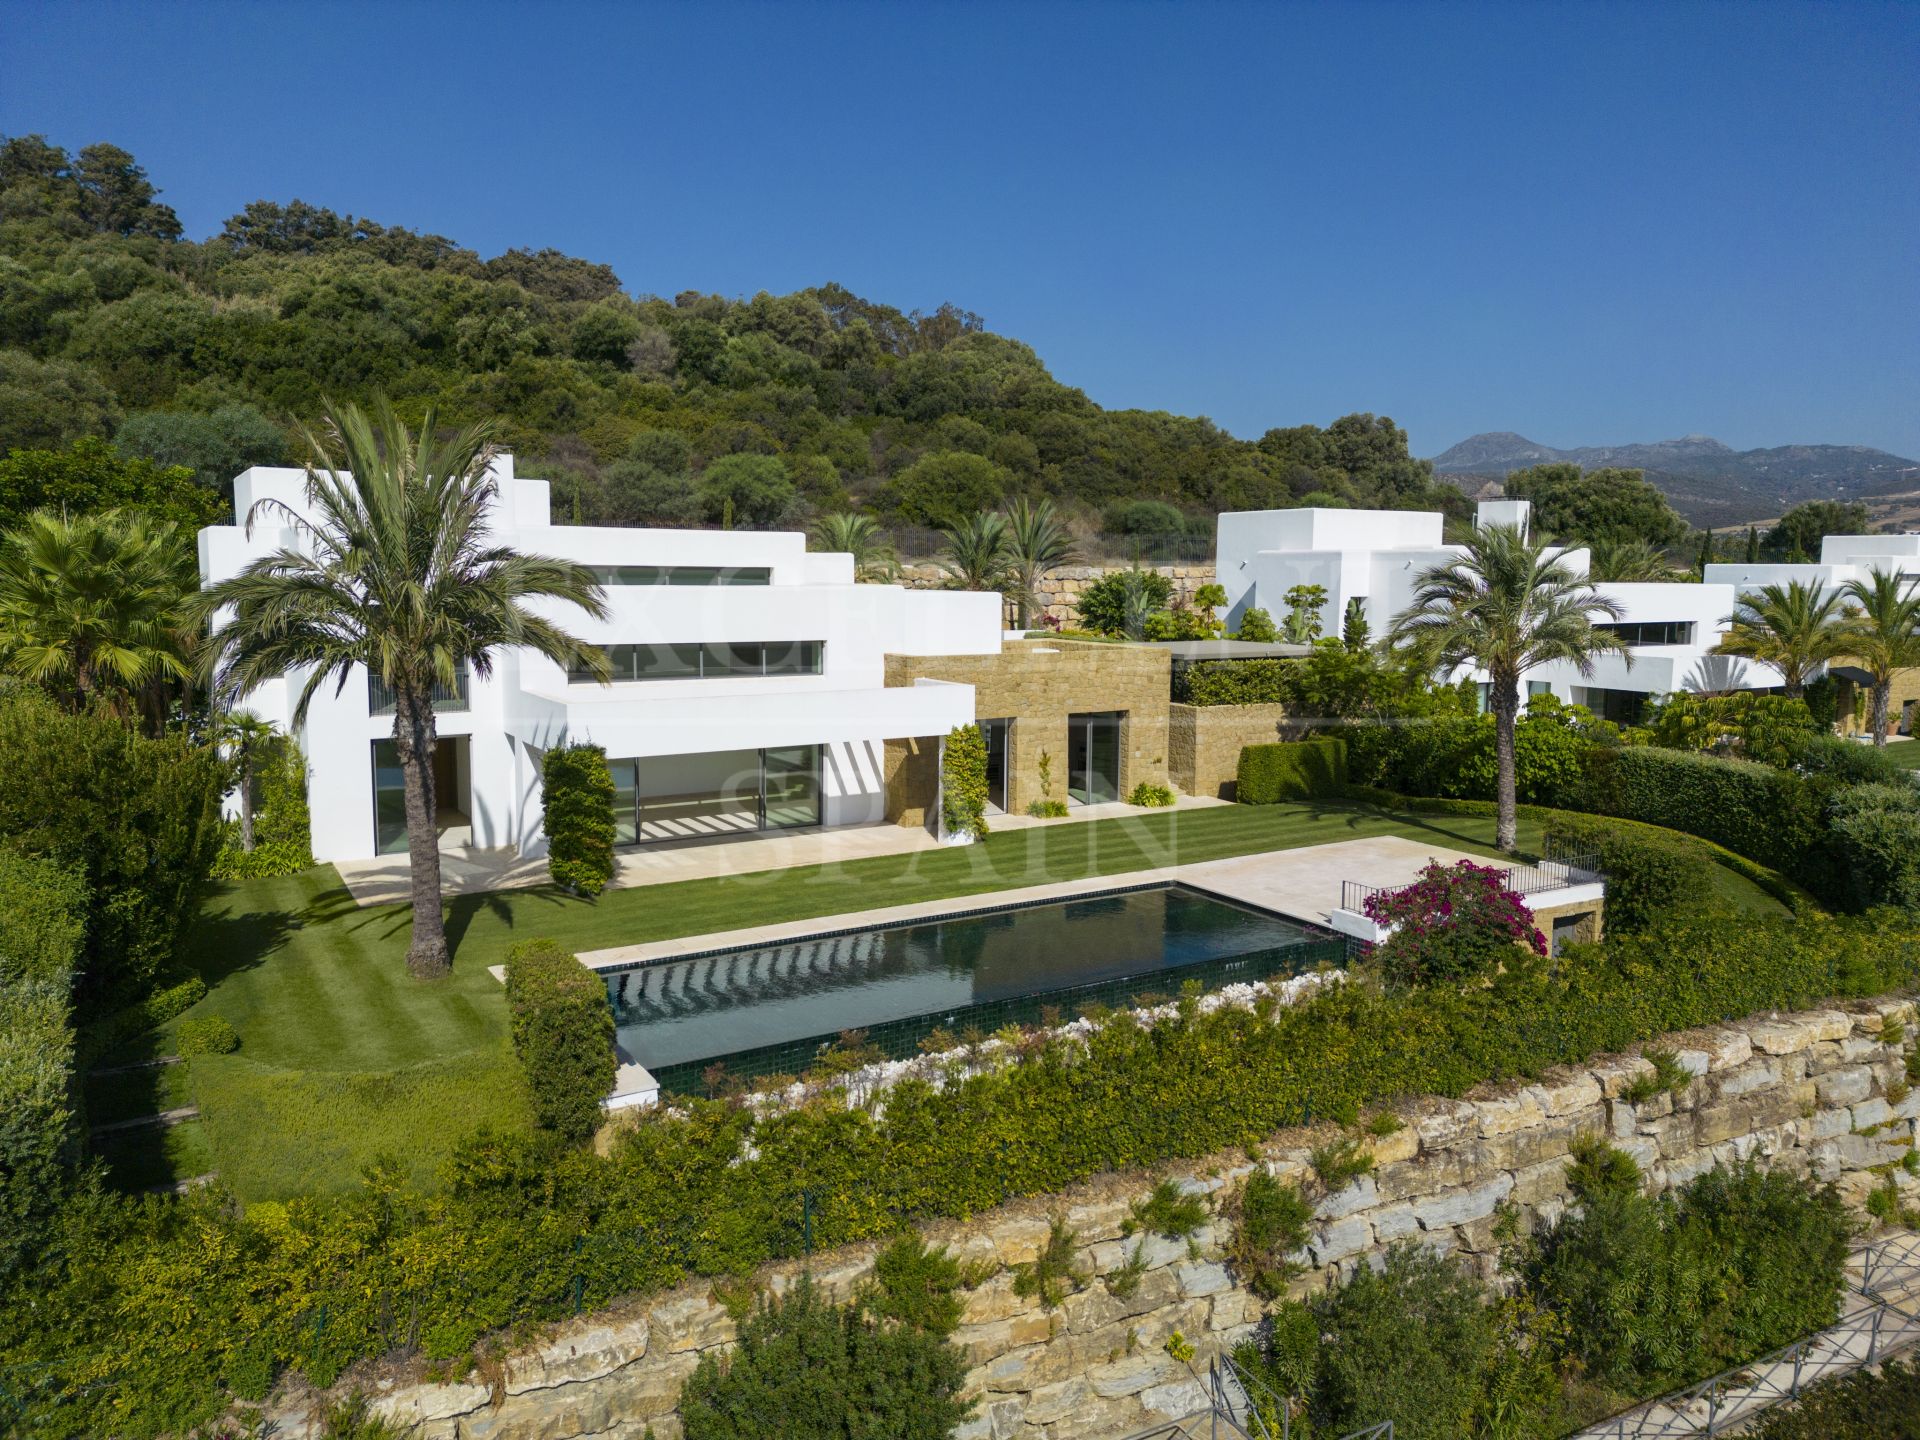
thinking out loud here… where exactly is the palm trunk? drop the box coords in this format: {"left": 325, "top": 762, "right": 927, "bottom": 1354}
{"left": 1491, "top": 675, "right": 1520, "bottom": 852}
{"left": 1872, "top": 679, "right": 1892, "bottom": 747}
{"left": 239, "top": 753, "right": 257, "bottom": 852}
{"left": 392, "top": 687, "right": 451, "bottom": 979}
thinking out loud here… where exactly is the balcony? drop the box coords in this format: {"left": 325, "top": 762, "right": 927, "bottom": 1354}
{"left": 368, "top": 662, "right": 469, "bottom": 716}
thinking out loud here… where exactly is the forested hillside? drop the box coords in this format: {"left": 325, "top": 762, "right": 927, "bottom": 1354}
{"left": 0, "top": 135, "right": 1457, "bottom": 549}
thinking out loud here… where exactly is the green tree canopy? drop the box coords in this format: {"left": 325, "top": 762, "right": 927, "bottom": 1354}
{"left": 1763, "top": 500, "right": 1873, "bottom": 562}
{"left": 1504, "top": 463, "right": 1688, "bottom": 548}
{"left": 0, "top": 437, "right": 225, "bottom": 533}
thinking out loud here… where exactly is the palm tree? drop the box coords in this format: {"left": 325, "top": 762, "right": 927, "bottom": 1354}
{"left": 1389, "top": 525, "right": 1627, "bottom": 850}
{"left": 1000, "top": 497, "right": 1076, "bottom": 630}
{"left": 195, "top": 398, "right": 611, "bottom": 979}
{"left": 808, "top": 511, "right": 898, "bottom": 583}
{"left": 935, "top": 512, "right": 1010, "bottom": 595}
{"left": 1838, "top": 568, "right": 1920, "bottom": 747}
{"left": 1587, "top": 538, "right": 1678, "bottom": 583}
{"left": 0, "top": 508, "right": 195, "bottom": 727}
{"left": 217, "top": 710, "right": 280, "bottom": 852}
{"left": 1715, "top": 580, "right": 1848, "bottom": 699}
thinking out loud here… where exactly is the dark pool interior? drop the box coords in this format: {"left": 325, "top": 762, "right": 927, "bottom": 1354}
{"left": 601, "top": 883, "right": 1339, "bottom": 1094}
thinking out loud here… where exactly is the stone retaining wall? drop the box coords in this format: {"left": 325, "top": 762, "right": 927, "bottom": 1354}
{"left": 1168, "top": 702, "right": 1292, "bottom": 799}
{"left": 899, "top": 564, "right": 1217, "bottom": 631}
{"left": 288, "top": 997, "right": 1920, "bottom": 1440}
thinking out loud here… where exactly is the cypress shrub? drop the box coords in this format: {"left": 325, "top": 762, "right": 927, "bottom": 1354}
{"left": 1237, "top": 738, "right": 1348, "bottom": 804}
{"left": 541, "top": 744, "right": 616, "bottom": 896}
{"left": 0, "top": 689, "right": 224, "bottom": 1015}
{"left": 0, "top": 849, "right": 88, "bottom": 1284}
{"left": 1540, "top": 814, "right": 1714, "bottom": 933}
{"left": 503, "top": 938, "right": 615, "bottom": 1142}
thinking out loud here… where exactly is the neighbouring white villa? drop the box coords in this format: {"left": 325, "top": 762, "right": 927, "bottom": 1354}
{"left": 1217, "top": 497, "right": 1786, "bottom": 724}
{"left": 198, "top": 458, "right": 1004, "bottom": 863}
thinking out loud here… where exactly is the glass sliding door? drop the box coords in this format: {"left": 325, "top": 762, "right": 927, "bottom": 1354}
{"left": 371, "top": 741, "right": 408, "bottom": 854}
{"left": 981, "top": 719, "right": 1011, "bottom": 813}
{"left": 762, "top": 745, "right": 821, "bottom": 829}
{"left": 1067, "top": 712, "right": 1123, "bottom": 805}
{"left": 608, "top": 759, "right": 639, "bottom": 846}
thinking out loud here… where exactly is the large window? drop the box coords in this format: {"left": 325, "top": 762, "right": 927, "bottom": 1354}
{"left": 589, "top": 565, "right": 770, "bottom": 587}
{"left": 1597, "top": 621, "right": 1695, "bottom": 646}
{"left": 569, "top": 640, "right": 824, "bottom": 684}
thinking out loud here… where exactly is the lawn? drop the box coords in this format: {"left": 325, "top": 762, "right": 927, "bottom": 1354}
{"left": 161, "top": 800, "right": 1786, "bottom": 1201}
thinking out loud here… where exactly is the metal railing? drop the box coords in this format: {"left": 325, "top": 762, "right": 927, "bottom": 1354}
{"left": 1338, "top": 843, "right": 1603, "bottom": 918}
{"left": 368, "top": 662, "right": 469, "bottom": 716}
{"left": 1573, "top": 1232, "right": 1920, "bottom": 1438}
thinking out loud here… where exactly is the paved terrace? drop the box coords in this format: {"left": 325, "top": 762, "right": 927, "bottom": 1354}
{"left": 333, "top": 794, "right": 1232, "bottom": 906}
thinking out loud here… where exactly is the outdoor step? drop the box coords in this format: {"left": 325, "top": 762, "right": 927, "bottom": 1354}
{"left": 144, "top": 1173, "right": 217, "bottom": 1197}
{"left": 89, "top": 1055, "right": 182, "bottom": 1077}
{"left": 90, "top": 1106, "right": 200, "bottom": 1136}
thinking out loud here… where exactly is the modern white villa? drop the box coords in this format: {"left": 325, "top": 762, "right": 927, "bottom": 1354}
{"left": 198, "top": 459, "right": 1004, "bottom": 863}
{"left": 1217, "top": 497, "right": 1786, "bottom": 723}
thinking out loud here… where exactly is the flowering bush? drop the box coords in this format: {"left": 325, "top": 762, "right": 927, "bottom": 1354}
{"left": 1363, "top": 859, "right": 1545, "bottom": 987}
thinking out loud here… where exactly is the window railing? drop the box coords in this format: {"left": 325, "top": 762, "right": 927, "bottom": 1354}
{"left": 1596, "top": 621, "right": 1696, "bottom": 646}
{"left": 568, "top": 641, "right": 824, "bottom": 684}
{"left": 589, "top": 565, "right": 771, "bottom": 587}
{"left": 368, "top": 663, "right": 469, "bottom": 715}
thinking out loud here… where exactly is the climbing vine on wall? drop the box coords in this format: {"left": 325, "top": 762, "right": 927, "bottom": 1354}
{"left": 941, "top": 724, "right": 989, "bottom": 840}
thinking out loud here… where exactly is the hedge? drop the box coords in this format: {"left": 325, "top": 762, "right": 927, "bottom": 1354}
{"left": 1237, "top": 738, "right": 1348, "bottom": 804}
{"left": 1576, "top": 746, "right": 1836, "bottom": 898}
{"left": 73, "top": 974, "right": 207, "bottom": 1072}
{"left": 0, "top": 849, "right": 87, "bottom": 1284}
{"left": 541, "top": 744, "right": 617, "bottom": 896}
{"left": 1538, "top": 813, "right": 1714, "bottom": 933}
{"left": 504, "top": 938, "right": 616, "bottom": 1143}
{"left": 1180, "top": 658, "right": 1295, "bottom": 706}
{"left": 0, "top": 689, "right": 225, "bottom": 1015}
{"left": 11, "top": 900, "right": 1919, "bottom": 1436}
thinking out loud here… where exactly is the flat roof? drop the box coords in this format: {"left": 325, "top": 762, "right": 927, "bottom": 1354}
{"left": 1152, "top": 640, "right": 1314, "bottom": 661}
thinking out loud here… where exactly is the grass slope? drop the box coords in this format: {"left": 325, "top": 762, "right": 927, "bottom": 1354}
{"left": 165, "top": 801, "right": 1784, "bottom": 1200}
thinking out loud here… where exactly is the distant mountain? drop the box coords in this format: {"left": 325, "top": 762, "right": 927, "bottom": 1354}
{"left": 1431, "top": 432, "right": 1920, "bottom": 527}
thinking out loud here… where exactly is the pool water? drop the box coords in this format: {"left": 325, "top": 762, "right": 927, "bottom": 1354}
{"left": 601, "top": 884, "right": 1336, "bottom": 1094}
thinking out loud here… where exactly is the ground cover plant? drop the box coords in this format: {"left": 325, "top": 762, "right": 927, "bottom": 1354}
{"left": 1745, "top": 1356, "right": 1920, "bottom": 1439}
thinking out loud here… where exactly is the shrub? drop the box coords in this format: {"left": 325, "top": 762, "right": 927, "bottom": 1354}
{"left": 1012, "top": 1217, "right": 1085, "bottom": 1309}
{"left": 1541, "top": 814, "right": 1712, "bottom": 932}
{"left": 1789, "top": 729, "right": 1910, "bottom": 785}
{"left": 1363, "top": 860, "right": 1545, "bottom": 989}
{"left": 940, "top": 724, "right": 989, "bottom": 840}
{"left": 1025, "top": 799, "right": 1068, "bottom": 819}
{"left": 1127, "top": 781, "right": 1175, "bottom": 808}
{"left": 176, "top": 1015, "right": 239, "bottom": 1057}
{"left": 1225, "top": 1170, "right": 1313, "bottom": 1298}
{"left": 1578, "top": 745, "right": 1827, "bottom": 888}
{"left": 1346, "top": 696, "right": 1610, "bottom": 810}
{"left": 1518, "top": 1153, "right": 1853, "bottom": 1396}
{"left": 864, "top": 1232, "right": 965, "bottom": 1338}
{"left": 0, "top": 690, "right": 224, "bottom": 1016}
{"left": 1826, "top": 784, "right": 1920, "bottom": 916}
{"left": 210, "top": 737, "right": 314, "bottom": 881}
{"left": 679, "top": 1273, "right": 971, "bottom": 1440}
{"left": 75, "top": 973, "right": 207, "bottom": 1069}
{"left": 503, "top": 939, "right": 615, "bottom": 1143}
{"left": 1746, "top": 1356, "right": 1920, "bottom": 1440}
{"left": 1234, "top": 605, "right": 1279, "bottom": 642}
{"left": 0, "top": 849, "right": 87, "bottom": 1283}
{"left": 1242, "top": 1245, "right": 1561, "bottom": 1440}
{"left": 1127, "top": 1178, "right": 1207, "bottom": 1239}
{"left": 1236, "top": 738, "right": 1348, "bottom": 804}
{"left": 1077, "top": 568, "right": 1173, "bottom": 635}
{"left": 541, "top": 744, "right": 617, "bottom": 896}
{"left": 1180, "top": 657, "right": 1295, "bottom": 705}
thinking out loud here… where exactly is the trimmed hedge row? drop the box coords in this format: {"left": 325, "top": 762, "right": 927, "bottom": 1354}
{"left": 504, "top": 939, "right": 616, "bottom": 1143}
{"left": 0, "top": 849, "right": 88, "bottom": 1284}
{"left": 541, "top": 744, "right": 617, "bottom": 896}
{"left": 1537, "top": 813, "right": 1714, "bottom": 933}
{"left": 1237, "top": 738, "right": 1348, "bottom": 804}
{"left": 14, "top": 900, "right": 1920, "bottom": 1436}
{"left": 1179, "top": 658, "right": 1295, "bottom": 706}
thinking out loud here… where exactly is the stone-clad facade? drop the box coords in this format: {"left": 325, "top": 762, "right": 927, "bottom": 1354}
{"left": 1167, "top": 702, "right": 1291, "bottom": 799}
{"left": 900, "top": 563, "right": 1217, "bottom": 632}
{"left": 884, "top": 640, "right": 1174, "bottom": 823}
{"left": 283, "top": 996, "right": 1919, "bottom": 1440}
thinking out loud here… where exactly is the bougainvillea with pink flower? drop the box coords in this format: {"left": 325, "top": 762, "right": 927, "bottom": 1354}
{"left": 1362, "top": 859, "right": 1546, "bottom": 987}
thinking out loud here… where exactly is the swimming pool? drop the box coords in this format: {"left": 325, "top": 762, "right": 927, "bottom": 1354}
{"left": 600, "top": 883, "right": 1339, "bottom": 1095}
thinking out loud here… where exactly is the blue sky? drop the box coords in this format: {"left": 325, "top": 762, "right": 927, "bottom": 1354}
{"left": 4, "top": 1, "right": 1916, "bottom": 457}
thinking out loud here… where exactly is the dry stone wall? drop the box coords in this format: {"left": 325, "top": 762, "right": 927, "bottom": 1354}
{"left": 899, "top": 563, "right": 1217, "bottom": 630}
{"left": 286, "top": 996, "right": 1920, "bottom": 1440}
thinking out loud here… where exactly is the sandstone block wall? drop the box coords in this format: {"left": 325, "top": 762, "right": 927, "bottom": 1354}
{"left": 898, "top": 564, "right": 1217, "bottom": 631}
{"left": 296, "top": 996, "right": 1919, "bottom": 1440}
{"left": 884, "top": 640, "right": 1173, "bottom": 822}
{"left": 1167, "top": 702, "right": 1292, "bottom": 799}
